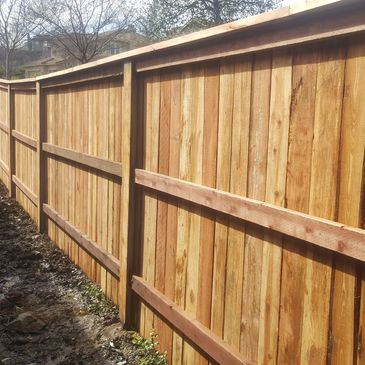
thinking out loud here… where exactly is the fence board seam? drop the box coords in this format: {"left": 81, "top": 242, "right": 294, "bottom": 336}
{"left": 135, "top": 169, "right": 365, "bottom": 262}
{"left": 132, "top": 276, "right": 254, "bottom": 365}
{"left": 42, "top": 143, "right": 122, "bottom": 178}
{"left": 43, "top": 204, "right": 120, "bottom": 278}
{"left": 12, "top": 130, "right": 37, "bottom": 149}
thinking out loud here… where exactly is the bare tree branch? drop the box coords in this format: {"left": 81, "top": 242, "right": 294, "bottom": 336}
{"left": 29, "top": 0, "right": 136, "bottom": 64}
{"left": 0, "top": 0, "right": 37, "bottom": 78}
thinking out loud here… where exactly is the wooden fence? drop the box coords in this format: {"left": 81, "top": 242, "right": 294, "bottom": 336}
{"left": 0, "top": 1, "right": 365, "bottom": 364}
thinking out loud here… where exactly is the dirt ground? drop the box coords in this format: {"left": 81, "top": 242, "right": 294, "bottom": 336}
{"left": 0, "top": 182, "right": 159, "bottom": 365}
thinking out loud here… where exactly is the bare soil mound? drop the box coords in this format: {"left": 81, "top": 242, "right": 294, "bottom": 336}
{"left": 0, "top": 182, "right": 148, "bottom": 365}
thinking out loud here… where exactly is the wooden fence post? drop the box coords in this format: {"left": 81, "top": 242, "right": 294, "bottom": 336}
{"left": 36, "top": 81, "right": 46, "bottom": 232}
{"left": 120, "top": 61, "right": 138, "bottom": 326}
{"left": 7, "top": 85, "right": 15, "bottom": 198}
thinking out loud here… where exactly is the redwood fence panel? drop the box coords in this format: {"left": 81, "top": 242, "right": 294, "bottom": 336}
{"left": 0, "top": 1, "right": 365, "bottom": 365}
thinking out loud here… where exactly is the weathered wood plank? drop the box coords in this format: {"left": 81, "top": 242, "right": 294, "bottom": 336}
{"left": 331, "top": 40, "right": 365, "bottom": 365}
{"left": 240, "top": 53, "right": 271, "bottom": 363}
{"left": 197, "top": 64, "right": 219, "bottom": 365}
{"left": 300, "top": 44, "right": 346, "bottom": 364}
{"left": 132, "top": 276, "right": 254, "bottom": 365}
{"left": 183, "top": 67, "right": 205, "bottom": 365}
{"left": 277, "top": 45, "right": 318, "bottom": 365}
{"left": 223, "top": 59, "right": 251, "bottom": 351}
{"left": 211, "top": 62, "right": 234, "bottom": 341}
{"left": 172, "top": 70, "right": 191, "bottom": 365}
{"left": 154, "top": 72, "right": 171, "bottom": 356}
{"left": 141, "top": 74, "right": 160, "bottom": 336}
{"left": 258, "top": 50, "right": 291, "bottom": 365}
{"left": 164, "top": 71, "right": 182, "bottom": 365}
{"left": 42, "top": 142, "right": 122, "bottom": 178}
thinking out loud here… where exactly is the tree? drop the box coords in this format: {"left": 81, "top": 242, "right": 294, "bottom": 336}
{"left": 30, "top": 0, "right": 136, "bottom": 65}
{"left": 0, "top": 0, "right": 36, "bottom": 78}
{"left": 139, "top": 0, "right": 279, "bottom": 41}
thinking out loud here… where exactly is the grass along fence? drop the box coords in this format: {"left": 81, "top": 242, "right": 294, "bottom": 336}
{"left": 0, "top": 0, "right": 365, "bottom": 364}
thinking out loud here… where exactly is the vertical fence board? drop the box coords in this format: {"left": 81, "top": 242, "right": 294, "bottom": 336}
{"left": 223, "top": 59, "right": 251, "bottom": 350}
{"left": 164, "top": 72, "right": 182, "bottom": 364}
{"left": 211, "top": 63, "right": 234, "bottom": 340}
{"left": 301, "top": 44, "right": 346, "bottom": 365}
{"left": 172, "top": 70, "right": 192, "bottom": 365}
{"left": 154, "top": 72, "right": 171, "bottom": 354}
{"left": 197, "top": 65, "right": 219, "bottom": 360}
{"left": 240, "top": 53, "right": 271, "bottom": 363}
{"left": 278, "top": 46, "right": 318, "bottom": 365}
{"left": 183, "top": 68, "right": 205, "bottom": 365}
{"left": 142, "top": 74, "right": 160, "bottom": 336}
{"left": 258, "top": 50, "right": 292, "bottom": 365}
{"left": 332, "top": 39, "right": 365, "bottom": 365}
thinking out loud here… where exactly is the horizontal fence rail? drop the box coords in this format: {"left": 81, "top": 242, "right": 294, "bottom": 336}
{"left": 12, "top": 130, "right": 37, "bottom": 149}
{"left": 0, "top": 123, "right": 8, "bottom": 133}
{"left": 42, "top": 143, "right": 123, "bottom": 178}
{"left": 43, "top": 204, "right": 120, "bottom": 278}
{"left": 12, "top": 175, "right": 38, "bottom": 205}
{"left": 135, "top": 169, "right": 365, "bottom": 262}
{"left": 132, "top": 276, "right": 253, "bottom": 365}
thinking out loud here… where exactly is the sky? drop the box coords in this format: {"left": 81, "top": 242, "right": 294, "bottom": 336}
{"left": 281, "top": 0, "right": 303, "bottom": 5}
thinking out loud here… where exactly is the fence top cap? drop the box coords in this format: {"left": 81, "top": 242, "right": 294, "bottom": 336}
{"left": 0, "top": 0, "right": 361, "bottom": 84}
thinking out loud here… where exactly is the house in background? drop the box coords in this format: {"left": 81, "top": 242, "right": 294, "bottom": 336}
{"left": 22, "top": 31, "right": 150, "bottom": 77}
{"left": 23, "top": 56, "right": 68, "bottom": 78}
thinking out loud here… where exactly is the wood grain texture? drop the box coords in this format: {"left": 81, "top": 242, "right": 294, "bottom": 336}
{"left": 277, "top": 46, "right": 318, "bottom": 365}
{"left": 301, "top": 44, "right": 346, "bottom": 365}
{"left": 141, "top": 74, "right": 160, "bottom": 336}
{"left": 258, "top": 50, "right": 291, "bottom": 365}
{"left": 132, "top": 276, "right": 254, "bottom": 365}
{"left": 210, "top": 63, "right": 234, "bottom": 344}
{"left": 43, "top": 204, "right": 120, "bottom": 278}
{"left": 172, "top": 70, "right": 193, "bottom": 365}
{"left": 331, "top": 40, "right": 365, "bottom": 365}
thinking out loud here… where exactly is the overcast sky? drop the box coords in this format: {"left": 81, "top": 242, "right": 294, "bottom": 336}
{"left": 281, "top": 0, "right": 302, "bottom": 5}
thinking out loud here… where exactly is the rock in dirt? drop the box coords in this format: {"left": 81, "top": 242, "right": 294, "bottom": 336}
{"left": 7, "top": 312, "right": 46, "bottom": 333}
{"left": 100, "top": 322, "right": 125, "bottom": 342}
{"left": 0, "top": 295, "right": 11, "bottom": 309}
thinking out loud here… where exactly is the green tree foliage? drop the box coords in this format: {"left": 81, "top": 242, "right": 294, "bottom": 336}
{"left": 139, "top": 0, "right": 280, "bottom": 40}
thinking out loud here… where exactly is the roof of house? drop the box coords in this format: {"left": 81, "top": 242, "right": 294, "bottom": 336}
{"left": 23, "top": 56, "right": 66, "bottom": 68}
